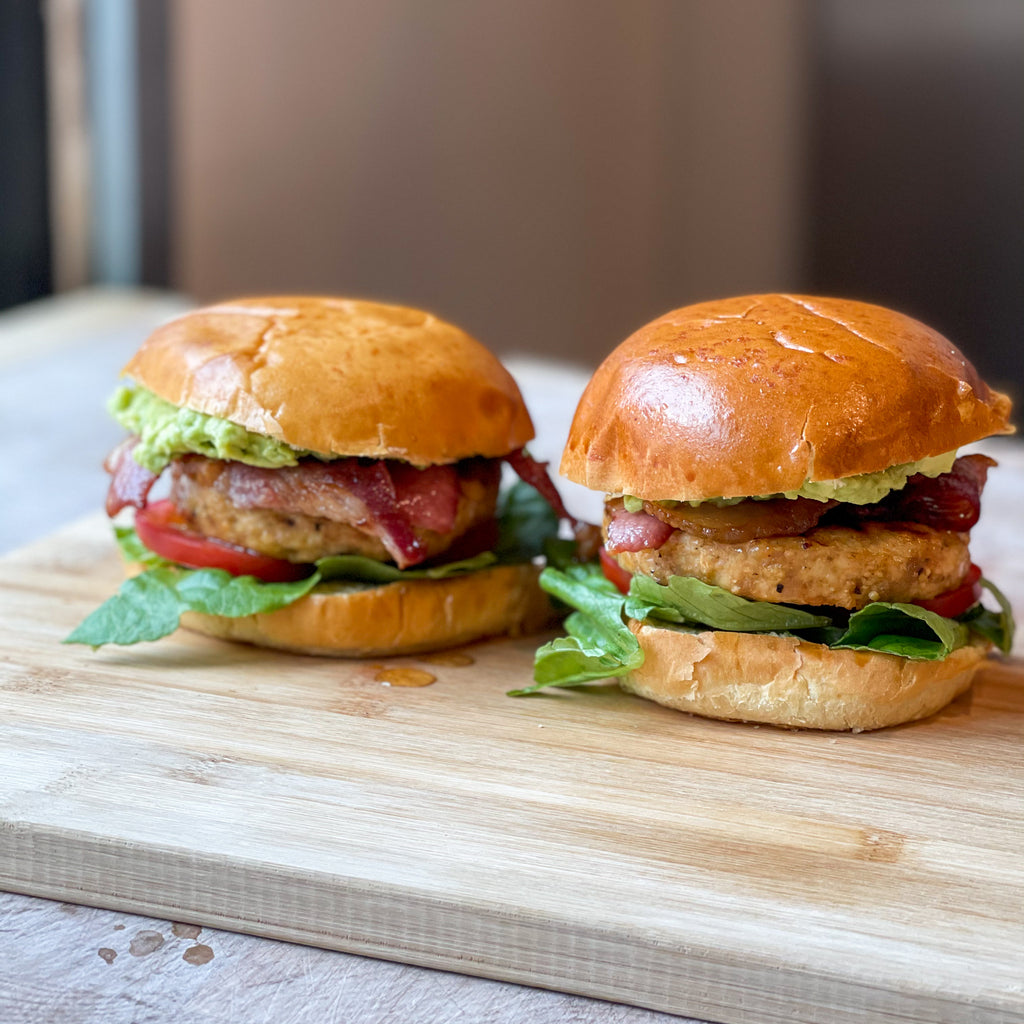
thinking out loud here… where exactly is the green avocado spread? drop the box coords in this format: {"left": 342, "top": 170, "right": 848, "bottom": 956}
{"left": 109, "top": 384, "right": 319, "bottom": 473}
{"left": 621, "top": 450, "right": 958, "bottom": 511}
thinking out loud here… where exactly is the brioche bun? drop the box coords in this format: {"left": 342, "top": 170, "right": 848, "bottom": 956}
{"left": 562, "top": 293, "right": 1013, "bottom": 502}
{"left": 172, "top": 564, "right": 556, "bottom": 657}
{"left": 624, "top": 622, "right": 989, "bottom": 731}
{"left": 123, "top": 296, "right": 535, "bottom": 464}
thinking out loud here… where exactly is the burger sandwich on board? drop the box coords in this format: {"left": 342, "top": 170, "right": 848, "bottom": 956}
{"left": 67, "top": 296, "right": 571, "bottom": 656}
{"left": 522, "top": 294, "right": 1015, "bottom": 730}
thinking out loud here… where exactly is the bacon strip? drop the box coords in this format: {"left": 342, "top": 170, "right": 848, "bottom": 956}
{"left": 888, "top": 454, "right": 994, "bottom": 531}
{"left": 104, "top": 437, "right": 161, "bottom": 517}
{"left": 223, "top": 460, "right": 438, "bottom": 566}
{"left": 336, "top": 461, "right": 428, "bottom": 565}
{"left": 390, "top": 463, "right": 461, "bottom": 534}
{"left": 505, "top": 448, "right": 574, "bottom": 522}
{"left": 605, "top": 508, "right": 674, "bottom": 553}
{"left": 842, "top": 454, "right": 995, "bottom": 532}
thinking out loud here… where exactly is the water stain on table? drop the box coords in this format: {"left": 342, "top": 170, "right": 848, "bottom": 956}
{"left": 129, "top": 930, "right": 165, "bottom": 957}
{"left": 182, "top": 944, "right": 214, "bottom": 966}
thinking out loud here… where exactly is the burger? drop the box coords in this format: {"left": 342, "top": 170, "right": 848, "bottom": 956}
{"left": 525, "top": 294, "right": 1015, "bottom": 730}
{"left": 68, "top": 296, "right": 571, "bottom": 656}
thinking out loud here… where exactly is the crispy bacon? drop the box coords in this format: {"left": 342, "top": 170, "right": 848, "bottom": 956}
{"left": 886, "top": 454, "right": 994, "bottom": 531}
{"left": 104, "top": 437, "right": 161, "bottom": 517}
{"left": 219, "top": 459, "right": 470, "bottom": 567}
{"left": 838, "top": 454, "right": 995, "bottom": 532}
{"left": 505, "top": 448, "right": 574, "bottom": 523}
{"left": 605, "top": 508, "right": 674, "bottom": 553}
{"left": 390, "top": 462, "right": 461, "bottom": 534}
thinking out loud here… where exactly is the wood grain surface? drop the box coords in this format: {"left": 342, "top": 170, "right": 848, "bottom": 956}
{"left": 1, "top": 515, "right": 1023, "bottom": 1024}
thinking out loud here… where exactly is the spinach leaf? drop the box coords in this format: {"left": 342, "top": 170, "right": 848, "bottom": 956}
{"left": 625, "top": 574, "right": 831, "bottom": 632}
{"left": 832, "top": 602, "right": 968, "bottom": 660}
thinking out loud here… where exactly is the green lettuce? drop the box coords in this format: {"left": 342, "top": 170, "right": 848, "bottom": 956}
{"left": 959, "top": 578, "right": 1015, "bottom": 655}
{"left": 521, "top": 564, "right": 1015, "bottom": 693}
{"left": 510, "top": 563, "right": 644, "bottom": 694}
{"left": 66, "top": 481, "right": 560, "bottom": 649}
{"left": 64, "top": 563, "right": 320, "bottom": 648}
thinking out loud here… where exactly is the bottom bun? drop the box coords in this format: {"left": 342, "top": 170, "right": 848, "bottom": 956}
{"left": 623, "top": 621, "right": 990, "bottom": 731}
{"left": 180, "top": 564, "right": 556, "bottom": 657}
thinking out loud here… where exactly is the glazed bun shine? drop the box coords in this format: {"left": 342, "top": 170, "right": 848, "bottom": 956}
{"left": 562, "top": 293, "right": 1013, "bottom": 502}
{"left": 123, "top": 296, "right": 536, "bottom": 464}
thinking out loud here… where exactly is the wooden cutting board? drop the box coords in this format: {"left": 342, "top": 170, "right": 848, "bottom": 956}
{"left": 1, "top": 515, "right": 1022, "bottom": 1024}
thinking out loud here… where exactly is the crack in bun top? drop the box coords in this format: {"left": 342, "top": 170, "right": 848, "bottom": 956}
{"left": 122, "top": 296, "right": 535, "bottom": 466}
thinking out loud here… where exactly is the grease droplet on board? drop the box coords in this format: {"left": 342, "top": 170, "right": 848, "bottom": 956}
{"left": 171, "top": 922, "right": 201, "bottom": 940}
{"left": 113, "top": 924, "right": 125, "bottom": 931}
{"left": 97, "top": 948, "right": 117, "bottom": 965}
{"left": 375, "top": 668, "right": 436, "bottom": 687}
{"left": 183, "top": 944, "right": 214, "bottom": 966}
{"left": 422, "top": 651, "right": 474, "bottom": 667}
{"left": 129, "top": 931, "right": 165, "bottom": 957}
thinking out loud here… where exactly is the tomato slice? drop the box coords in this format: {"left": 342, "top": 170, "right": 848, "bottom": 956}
{"left": 913, "top": 563, "right": 983, "bottom": 618}
{"left": 599, "top": 546, "right": 633, "bottom": 595}
{"left": 135, "top": 500, "right": 311, "bottom": 582}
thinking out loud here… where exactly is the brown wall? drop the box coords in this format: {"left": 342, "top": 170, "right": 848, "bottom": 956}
{"left": 171, "top": 0, "right": 809, "bottom": 365}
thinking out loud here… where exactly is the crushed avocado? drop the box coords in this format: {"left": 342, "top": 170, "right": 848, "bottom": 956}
{"left": 621, "top": 450, "right": 958, "bottom": 511}
{"left": 109, "top": 384, "right": 320, "bottom": 473}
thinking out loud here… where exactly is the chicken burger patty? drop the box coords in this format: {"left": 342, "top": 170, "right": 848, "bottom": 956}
{"left": 610, "top": 511, "right": 970, "bottom": 610}
{"left": 171, "top": 454, "right": 501, "bottom": 565}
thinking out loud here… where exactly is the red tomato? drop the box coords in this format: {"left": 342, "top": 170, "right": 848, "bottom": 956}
{"left": 914, "top": 563, "right": 983, "bottom": 618}
{"left": 599, "top": 546, "right": 633, "bottom": 595}
{"left": 135, "top": 500, "right": 311, "bottom": 582}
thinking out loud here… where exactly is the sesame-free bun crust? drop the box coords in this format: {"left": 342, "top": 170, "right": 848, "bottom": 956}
{"left": 562, "top": 294, "right": 1013, "bottom": 501}
{"left": 178, "top": 564, "right": 556, "bottom": 657}
{"left": 123, "top": 296, "right": 534, "bottom": 464}
{"left": 623, "top": 621, "right": 989, "bottom": 731}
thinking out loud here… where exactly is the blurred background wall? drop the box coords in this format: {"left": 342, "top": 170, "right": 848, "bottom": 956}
{"left": 169, "top": 0, "right": 808, "bottom": 367}
{"left": 6, "top": 0, "right": 1023, "bottom": 394}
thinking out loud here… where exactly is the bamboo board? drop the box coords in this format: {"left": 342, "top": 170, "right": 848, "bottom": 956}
{"left": 1, "top": 515, "right": 1022, "bottom": 1024}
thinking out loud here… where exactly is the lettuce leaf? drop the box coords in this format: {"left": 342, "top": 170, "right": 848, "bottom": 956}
{"left": 513, "top": 564, "right": 640, "bottom": 693}
{"left": 831, "top": 602, "right": 968, "bottom": 659}
{"left": 959, "top": 578, "right": 1015, "bottom": 654}
{"left": 625, "top": 574, "right": 831, "bottom": 632}
{"left": 64, "top": 565, "right": 320, "bottom": 648}
{"left": 315, "top": 550, "right": 497, "bottom": 582}
{"left": 523, "top": 562, "right": 1011, "bottom": 693}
